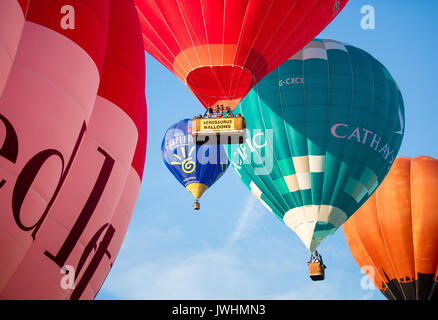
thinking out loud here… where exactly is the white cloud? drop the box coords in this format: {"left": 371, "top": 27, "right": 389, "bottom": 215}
{"left": 103, "top": 249, "right": 261, "bottom": 299}
{"left": 273, "top": 282, "right": 339, "bottom": 300}
{"left": 101, "top": 194, "right": 267, "bottom": 299}
{"left": 361, "top": 290, "right": 378, "bottom": 300}
{"left": 225, "top": 195, "right": 258, "bottom": 247}
{"left": 98, "top": 194, "right": 375, "bottom": 300}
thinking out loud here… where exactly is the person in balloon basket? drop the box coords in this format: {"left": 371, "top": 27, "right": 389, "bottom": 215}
{"left": 309, "top": 250, "right": 326, "bottom": 271}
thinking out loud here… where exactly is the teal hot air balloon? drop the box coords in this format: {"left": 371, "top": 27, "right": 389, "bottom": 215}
{"left": 226, "top": 39, "right": 405, "bottom": 252}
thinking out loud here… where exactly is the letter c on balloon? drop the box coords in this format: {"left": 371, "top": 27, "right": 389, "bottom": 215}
{"left": 331, "top": 123, "right": 348, "bottom": 139}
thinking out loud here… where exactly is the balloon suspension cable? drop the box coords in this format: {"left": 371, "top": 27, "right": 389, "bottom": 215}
{"left": 309, "top": 250, "right": 323, "bottom": 264}
{"left": 308, "top": 250, "right": 327, "bottom": 281}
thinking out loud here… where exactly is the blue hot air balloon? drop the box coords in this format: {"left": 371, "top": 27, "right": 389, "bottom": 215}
{"left": 162, "top": 119, "right": 229, "bottom": 210}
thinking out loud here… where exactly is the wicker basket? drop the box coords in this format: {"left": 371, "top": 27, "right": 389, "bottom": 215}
{"left": 308, "top": 262, "right": 325, "bottom": 281}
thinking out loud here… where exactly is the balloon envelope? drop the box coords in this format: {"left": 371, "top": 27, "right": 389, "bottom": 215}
{"left": 226, "top": 39, "right": 405, "bottom": 251}
{"left": 162, "top": 119, "right": 229, "bottom": 200}
{"left": 135, "top": 0, "right": 349, "bottom": 110}
{"left": 0, "top": 0, "right": 146, "bottom": 299}
{"left": 344, "top": 156, "right": 438, "bottom": 300}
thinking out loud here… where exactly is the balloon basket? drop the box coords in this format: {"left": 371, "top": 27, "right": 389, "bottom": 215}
{"left": 308, "top": 251, "right": 326, "bottom": 281}
{"left": 191, "top": 106, "right": 246, "bottom": 145}
{"left": 308, "top": 262, "right": 325, "bottom": 281}
{"left": 193, "top": 200, "right": 200, "bottom": 210}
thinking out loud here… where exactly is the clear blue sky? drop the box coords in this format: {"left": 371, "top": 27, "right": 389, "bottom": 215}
{"left": 96, "top": 1, "right": 438, "bottom": 300}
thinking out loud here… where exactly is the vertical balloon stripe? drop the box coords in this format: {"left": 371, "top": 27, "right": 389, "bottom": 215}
{"left": 15, "top": 0, "right": 29, "bottom": 13}
{"left": 376, "top": 158, "right": 416, "bottom": 299}
{"left": 253, "top": 84, "right": 301, "bottom": 212}
{"left": 411, "top": 157, "right": 438, "bottom": 299}
{"left": 65, "top": 0, "right": 146, "bottom": 299}
{"left": 344, "top": 157, "right": 438, "bottom": 300}
{"left": 86, "top": 169, "right": 141, "bottom": 299}
{"left": 15, "top": 24, "right": 101, "bottom": 120}
{"left": 133, "top": 120, "right": 147, "bottom": 179}
{"left": 236, "top": 104, "right": 286, "bottom": 212}
{"left": 227, "top": 39, "right": 404, "bottom": 251}
{"left": 0, "top": 0, "right": 28, "bottom": 96}
{"left": 96, "top": 0, "right": 147, "bottom": 179}
{"left": 349, "top": 190, "right": 408, "bottom": 299}
{"left": 334, "top": 45, "right": 375, "bottom": 224}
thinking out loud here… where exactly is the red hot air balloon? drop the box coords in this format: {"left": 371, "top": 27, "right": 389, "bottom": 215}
{"left": 0, "top": 0, "right": 146, "bottom": 299}
{"left": 135, "top": 0, "right": 349, "bottom": 110}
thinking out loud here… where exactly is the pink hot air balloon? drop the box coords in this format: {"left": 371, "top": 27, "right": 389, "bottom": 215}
{"left": 0, "top": 0, "right": 146, "bottom": 299}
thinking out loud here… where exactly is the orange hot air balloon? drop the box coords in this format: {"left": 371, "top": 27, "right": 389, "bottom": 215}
{"left": 135, "top": 0, "right": 349, "bottom": 110}
{"left": 344, "top": 156, "right": 438, "bottom": 300}
{"left": 0, "top": 0, "right": 146, "bottom": 299}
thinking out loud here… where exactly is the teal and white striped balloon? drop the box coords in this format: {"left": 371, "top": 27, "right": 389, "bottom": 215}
{"left": 226, "top": 39, "right": 405, "bottom": 252}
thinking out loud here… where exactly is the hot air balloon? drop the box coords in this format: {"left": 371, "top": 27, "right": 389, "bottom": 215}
{"left": 135, "top": 0, "right": 348, "bottom": 142}
{"left": 344, "top": 156, "right": 438, "bottom": 300}
{"left": 226, "top": 39, "right": 405, "bottom": 258}
{"left": 0, "top": 0, "right": 146, "bottom": 299}
{"left": 162, "top": 119, "right": 229, "bottom": 210}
